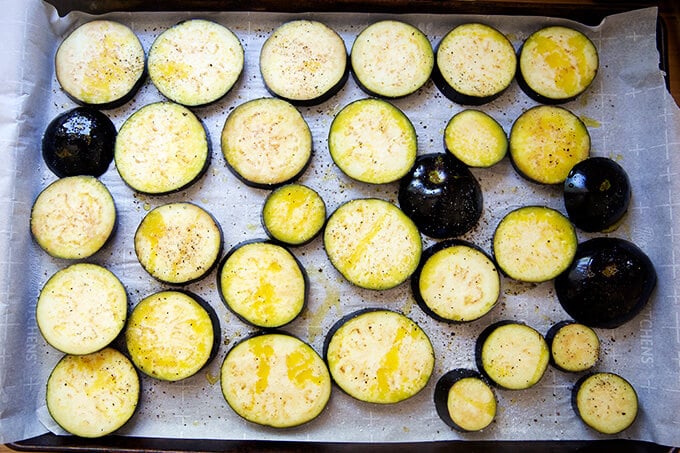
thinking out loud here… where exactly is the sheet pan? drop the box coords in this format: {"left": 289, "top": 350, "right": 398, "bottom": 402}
{"left": 2, "top": 0, "right": 680, "bottom": 450}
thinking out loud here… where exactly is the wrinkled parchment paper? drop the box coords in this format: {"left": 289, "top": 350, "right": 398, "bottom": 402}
{"left": 1, "top": 0, "right": 680, "bottom": 447}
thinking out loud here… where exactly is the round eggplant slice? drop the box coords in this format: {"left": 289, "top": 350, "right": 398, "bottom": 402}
{"left": 554, "top": 237, "right": 657, "bottom": 329}
{"left": 55, "top": 20, "right": 145, "bottom": 108}
{"left": 412, "top": 239, "right": 500, "bottom": 323}
{"left": 398, "top": 152, "right": 483, "bottom": 239}
{"left": 563, "top": 157, "right": 631, "bottom": 232}
{"left": 434, "top": 369, "right": 497, "bottom": 432}
{"left": 324, "top": 309, "right": 434, "bottom": 404}
{"left": 444, "top": 109, "right": 507, "bottom": 168}
{"left": 433, "top": 23, "right": 517, "bottom": 105}
{"left": 221, "top": 97, "right": 312, "bottom": 189}
{"left": 328, "top": 98, "right": 417, "bottom": 184}
{"left": 323, "top": 198, "right": 422, "bottom": 290}
{"left": 221, "top": 332, "right": 331, "bottom": 428}
{"left": 217, "top": 240, "right": 307, "bottom": 329}
{"left": 148, "top": 19, "right": 244, "bottom": 107}
{"left": 350, "top": 20, "right": 434, "bottom": 98}
{"left": 30, "top": 176, "right": 116, "bottom": 260}
{"left": 572, "top": 372, "right": 638, "bottom": 434}
{"left": 518, "top": 26, "right": 599, "bottom": 104}
{"left": 509, "top": 105, "right": 590, "bottom": 185}
{"left": 46, "top": 348, "right": 140, "bottom": 438}
{"left": 134, "top": 202, "right": 223, "bottom": 285}
{"left": 476, "top": 321, "right": 550, "bottom": 390}
{"left": 260, "top": 20, "right": 348, "bottom": 105}
{"left": 125, "top": 290, "right": 220, "bottom": 381}
{"left": 115, "top": 102, "right": 210, "bottom": 195}
{"left": 42, "top": 107, "right": 116, "bottom": 178}
{"left": 493, "top": 206, "right": 577, "bottom": 283}
{"left": 37, "top": 263, "right": 127, "bottom": 356}
{"left": 546, "top": 321, "right": 599, "bottom": 373}
{"left": 262, "top": 184, "right": 326, "bottom": 246}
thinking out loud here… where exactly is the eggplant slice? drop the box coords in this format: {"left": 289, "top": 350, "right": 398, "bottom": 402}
{"left": 134, "top": 202, "right": 222, "bottom": 285}
{"left": 434, "top": 369, "right": 497, "bottom": 432}
{"left": 572, "top": 372, "right": 638, "bottom": 434}
{"left": 324, "top": 308, "right": 434, "bottom": 404}
{"left": 221, "top": 332, "right": 331, "bottom": 428}
{"left": 323, "top": 198, "right": 422, "bottom": 290}
{"left": 55, "top": 20, "right": 145, "bottom": 108}
{"left": 125, "top": 290, "right": 220, "bottom": 381}
{"left": 262, "top": 184, "right": 326, "bottom": 246}
{"left": 260, "top": 20, "right": 348, "bottom": 105}
{"left": 30, "top": 176, "right": 116, "bottom": 260}
{"left": 148, "top": 19, "right": 244, "bottom": 107}
{"left": 46, "top": 348, "right": 140, "bottom": 438}
{"left": 351, "top": 20, "right": 434, "bottom": 98}
{"left": 114, "top": 102, "right": 210, "bottom": 195}
{"left": 518, "top": 25, "right": 599, "bottom": 104}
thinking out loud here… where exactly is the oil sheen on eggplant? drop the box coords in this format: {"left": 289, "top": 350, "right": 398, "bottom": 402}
{"left": 563, "top": 157, "right": 631, "bottom": 232}
{"left": 42, "top": 107, "right": 116, "bottom": 178}
{"left": 398, "top": 152, "right": 482, "bottom": 239}
{"left": 554, "top": 237, "right": 656, "bottom": 328}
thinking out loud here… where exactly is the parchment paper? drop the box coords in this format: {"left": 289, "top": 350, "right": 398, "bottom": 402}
{"left": 1, "top": 0, "right": 680, "bottom": 447}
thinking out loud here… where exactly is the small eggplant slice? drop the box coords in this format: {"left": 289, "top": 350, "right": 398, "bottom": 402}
{"left": 518, "top": 26, "right": 599, "bottom": 104}
{"left": 55, "top": 20, "right": 145, "bottom": 108}
{"left": 30, "top": 176, "right": 116, "bottom": 260}
{"left": 221, "top": 332, "right": 331, "bottom": 428}
{"left": 554, "top": 237, "right": 656, "bottom": 328}
{"left": 492, "top": 206, "right": 577, "bottom": 283}
{"left": 509, "top": 105, "right": 590, "bottom": 185}
{"left": 563, "top": 157, "right": 631, "bottom": 232}
{"left": 398, "top": 152, "right": 483, "bottom": 239}
{"left": 444, "top": 109, "right": 508, "bottom": 168}
{"left": 42, "top": 107, "right": 116, "bottom": 178}
{"left": 217, "top": 240, "right": 307, "bottom": 329}
{"left": 351, "top": 20, "right": 434, "bottom": 98}
{"left": 433, "top": 23, "right": 516, "bottom": 105}
{"left": 546, "top": 321, "right": 599, "bottom": 373}
{"left": 324, "top": 308, "right": 434, "bottom": 404}
{"left": 434, "top": 369, "right": 497, "bottom": 432}
{"left": 412, "top": 239, "right": 500, "bottom": 323}
{"left": 46, "top": 348, "right": 140, "bottom": 438}
{"left": 572, "top": 372, "right": 638, "bottom": 434}
{"left": 125, "top": 290, "right": 220, "bottom": 381}
{"left": 324, "top": 198, "right": 422, "bottom": 290}
{"left": 262, "top": 184, "right": 326, "bottom": 246}
{"left": 476, "top": 321, "right": 550, "bottom": 390}
{"left": 260, "top": 20, "right": 348, "bottom": 105}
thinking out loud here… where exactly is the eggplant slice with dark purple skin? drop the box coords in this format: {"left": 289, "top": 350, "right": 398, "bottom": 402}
{"left": 572, "top": 372, "right": 638, "bottom": 435}
{"left": 563, "top": 156, "right": 631, "bottom": 232}
{"left": 434, "top": 368, "right": 497, "bottom": 432}
{"left": 554, "top": 237, "right": 656, "bottom": 329}
{"left": 398, "top": 152, "right": 483, "bottom": 239}
{"left": 42, "top": 107, "right": 116, "bottom": 178}
{"left": 545, "top": 320, "right": 599, "bottom": 373}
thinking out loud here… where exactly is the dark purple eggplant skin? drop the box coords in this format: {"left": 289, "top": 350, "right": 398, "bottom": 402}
{"left": 554, "top": 237, "right": 656, "bottom": 329}
{"left": 434, "top": 368, "right": 494, "bottom": 431}
{"left": 398, "top": 153, "right": 483, "bottom": 239}
{"left": 42, "top": 107, "right": 117, "bottom": 178}
{"left": 563, "top": 157, "right": 631, "bottom": 232}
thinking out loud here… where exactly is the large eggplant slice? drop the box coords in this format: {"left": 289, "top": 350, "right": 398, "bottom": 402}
{"left": 554, "top": 237, "right": 656, "bottom": 328}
